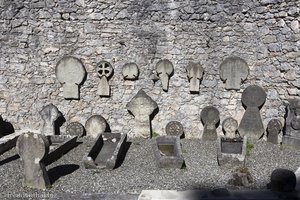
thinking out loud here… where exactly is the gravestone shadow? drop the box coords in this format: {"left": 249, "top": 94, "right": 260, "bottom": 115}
{"left": 55, "top": 113, "right": 66, "bottom": 135}
{"left": 114, "top": 141, "right": 132, "bottom": 169}
{"left": 150, "top": 107, "right": 159, "bottom": 137}
{"left": 0, "top": 116, "right": 14, "bottom": 137}
{"left": 0, "top": 154, "right": 19, "bottom": 166}
{"left": 48, "top": 164, "right": 80, "bottom": 184}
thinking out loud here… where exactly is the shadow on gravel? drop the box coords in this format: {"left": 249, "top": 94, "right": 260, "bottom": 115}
{"left": 48, "top": 164, "right": 80, "bottom": 184}
{"left": 0, "top": 154, "right": 19, "bottom": 166}
{"left": 114, "top": 141, "right": 132, "bottom": 169}
{"left": 0, "top": 116, "right": 15, "bottom": 137}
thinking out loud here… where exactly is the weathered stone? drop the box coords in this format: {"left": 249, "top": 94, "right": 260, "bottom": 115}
{"left": 66, "top": 122, "right": 85, "bottom": 137}
{"left": 238, "top": 85, "right": 266, "bottom": 142}
{"left": 156, "top": 59, "right": 174, "bottom": 92}
{"left": 122, "top": 62, "right": 139, "bottom": 80}
{"left": 96, "top": 61, "right": 113, "bottom": 97}
{"left": 55, "top": 56, "right": 86, "bottom": 99}
{"left": 200, "top": 106, "right": 220, "bottom": 141}
{"left": 39, "top": 104, "right": 61, "bottom": 136}
{"left": 126, "top": 89, "right": 158, "bottom": 138}
{"left": 16, "top": 132, "right": 50, "bottom": 189}
{"left": 186, "top": 62, "right": 204, "bottom": 93}
{"left": 85, "top": 115, "right": 107, "bottom": 139}
{"left": 220, "top": 56, "right": 249, "bottom": 90}
{"left": 267, "top": 119, "right": 282, "bottom": 144}
{"left": 165, "top": 121, "right": 184, "bottom": 137}
{"left": 222, "top": 117, "right": 238, "bottom": 139}
{"left": 267, "top": 168, "right": 296, "bottom": 192}
{"left": 228, "top": 167, "right": 254, "bottom": 186}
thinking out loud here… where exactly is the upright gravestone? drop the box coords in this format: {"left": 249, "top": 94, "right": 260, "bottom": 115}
{"left": 126, "top": 89, "right": 158, "bottom": 138}
{"left": 96, "top": 61, "right": 113, "bottom": 97}
{"left": 186, "top": 62, "right": 204, "bottom": 93}
{"left": 39, "top": 104, "right": 61, "bottom": 136}
{"left": 238, "top": 85, "right": 266, "bottom": 142}
{"left": 85, "top": 115, "right": 107, "bottom": 139}
{"left": 166, "top": 121, "right": 184, "bottom": 137}
{"left": 66, "top": 122, "right": 85, "bottom": 137}
{"left": 223, "top": 117, "right": 238, "bottom": 139}
{"left": 122, "top": 62, "right": 139, "bottom": 80}
{"left": 267, "top": 119, "right": 282, "bottom": 144}
{"left": 201, "top": 106, "right": 220, "bottom": 141}
{"left": 16, "top": 132, "right": 50, "bottom": 189}
{"left": 219, "top": 56, "right": 249, "bottom": 90}
{"left": 55, "top": 56, "right": 86, "bottom": 99}
{"left": 156, "top": 59, "right": 174, "bottom": 92}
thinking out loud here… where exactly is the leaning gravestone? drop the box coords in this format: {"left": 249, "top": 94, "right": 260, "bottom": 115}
{"left": 222, "top": 117, "right": 238, "bottom": 139}
{"left": 267, "top": 119, "right": 282, "bottom": 144}
{"left": 219, "top": 56, "right": 249, "bottom": 90}
{"left": 156, "top": 59, "right": 174, "bottom": 92}
{"left": 238, "top": 85, "right": 266, "bottom": 142}
{"left": 165, "top": 121, "right": 184, "bottom": 137}
{"left": 96, "top": 61, "right": 113, "bottom": 97}
{"left": 126, "top": 89, "right": 158, "bottom": 138}
{"left": 55, "top": 56, "right": 86, "bottom": 99}
{"left": 16, "top": 132, "right": 51, "bottom": 189}
{"left": 39, "top": 104, "right": 61, "bottom": 136}
{"left": 186, "top": 62, "right": 204, "bottom": 93}
{"left": 122, "top": 62, "right": 139, "bottom": 80}
{"left": 66, "top": 122, "right": 85, "bottom": 137}
{"left": 201, "top": 106, "right": 220, "bottom": 141}
{"left": 85, "top": 115, "right": 107, "bottom": 139}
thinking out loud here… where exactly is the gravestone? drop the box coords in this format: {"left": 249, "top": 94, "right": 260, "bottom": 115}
{"left": 200, "top": 106, "right": 220, "bottom": 141}
{"left": 85, "top": 115, "right": 107, "bottom": 139}
{"left": 186, "top": 62, "right": 204, "bottom": 93}
{"left": 238, "top": 85, "right": 266, "bottom": 142}
{"left": 165, "top": 121, "right": 184, "bottom": 137}
{"left": 16, "top": 132, "right": 50, "bottom": 189}
{"left": 223, "top": 117, "right": 238, "bottom": 139}
{"left": 55, "top": 56, "right": 86, "bottom": 99}
{"left": 267, "top": 168, "right": 296, "bottom": 192}
{"left": 126, "top": 89, "right": 158, "bottom": 138}
{"left": 267, "top": 119, "right": 282, "bottom": 144}
{"left": 66, "top": 122, "right": 85, "bottom": 137}
{"left": 219, "top": 56, "right": 249, "bottom": 90}
{"left": 156, "top": 59, "right": 174, "bottom": 92}
{"left": 122, "top": 62, "right": 139, "bottom": 80}
{"left": 96, "top": 61, "right": 113, "bottom": 97}
{"left": 39, "top": 104, "right": 61, "bottom": 136}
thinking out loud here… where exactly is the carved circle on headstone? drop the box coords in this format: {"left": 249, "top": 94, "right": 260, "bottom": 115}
{"left": 222, "top": 117, "right": 238, "bottom": 138}
{"left": 201, "top": 106, "right": 220, "bottom": 125}
{"left": 85, "top": 115, "right": 107, "bottom": 138}
{"left": 122, "top": 63, "right": 139, "bottom": 80}
{"left": 165, "top": 121, "right": 184, "bottom": 137}
{"left": 66, "top": 122, "right": 85, "bottom": 137}
{"left": 241, "top": 85, "right": 266, "bottom": 107}
{"left": 97, "top": 61, "right": 113, "bottom": 78}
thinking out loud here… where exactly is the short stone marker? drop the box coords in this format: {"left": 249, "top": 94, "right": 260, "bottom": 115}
{"left": 66, "top": 122, "right": 85, "bottom": 137}
{"left": 267, "top": 119, "right": 282, "bottom": 144}
{"left": 16, "top": 132, "right": 51, "bottom": 189}
{"left": 222, "top": 117, "right": 238, "bottom": 139}
{"left": 228, "top": 167, "right": 254, "bottom": 186}
{"left": 39, "top": 103, "right": 61, "bottom": 136}
{"left": 126, "top": 89, "right": 158, "bottom": 138}
{"left": 186, "top": 62, "right": 204, "bottom": 93}
{"left": 165, "top": 121, "right": 184, "bottom": 137}
{"left": 267, "top": 168, "right": 296, "bottom": 192}
{"left": 85, "top": 115, "right": 107, "bottom": 139}
{"left": 122, "top": 62, "right": 139, "bottom": 80}
{"left": 55, "top": 56, "right": 86, "bottom": 99}
{"left": 219, "top": 56, "right": 249, "bottom": 90}
{"left": 238, "top": 85, "right": 266, "bottom": 142}
{"left": 96, "top": 61, "right": 113, "bottom": 97}
{"left": 200, "top": 106, "right": 220, "bottom": 141}
{"left": 156, "top": 59, "right": 174, "bottom": 92}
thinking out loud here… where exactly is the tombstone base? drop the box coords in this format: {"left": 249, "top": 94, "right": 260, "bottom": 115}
{"left": 282, "top": 135, "right": 300, "bottom": 149}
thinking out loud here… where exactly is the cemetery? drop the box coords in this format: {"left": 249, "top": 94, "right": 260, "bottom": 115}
{"left": 0, "top": 0, "right": 300, "bottom": 199}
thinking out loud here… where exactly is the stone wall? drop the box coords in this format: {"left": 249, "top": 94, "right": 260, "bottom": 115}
{"left": 0, "top": 0, "right": 299, "bottom": 138}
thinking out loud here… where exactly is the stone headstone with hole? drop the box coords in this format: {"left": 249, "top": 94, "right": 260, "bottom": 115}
{"left": 165, "top": 121, "right": 184, "bottom": 137}
{"left": 201, "top": 106, "right": 220, "bottom": 141}
{"left": 122, "top": 62, "right": 139, "bottom": 80}
{"left": 16, "top": 132, "right": 50, "bottom": 189}
{"left": 39, "top": 104, "right": 61, "bottom": 136}
{"left": 96, "top": 61, "right": 113, "bottom": 97}
{"left": 267, "top": 119, "right": 282, "bottom": 144}
{"left": 186, "top": 62, "right": 204, "bottom": 93}
{"left": 238, "top": 85, "right": 266, "bottom": 142}
{"left": 223, "top": 117, "right": 238, "bottom": 139}
{"left": 66, "top": 122, "right": 85, "bottom": 137}
{"left": 85, "top": 115, "right": 107, "bottom": 139}
{"left": 156, "top": 59, "right": 174, "bottom": 92}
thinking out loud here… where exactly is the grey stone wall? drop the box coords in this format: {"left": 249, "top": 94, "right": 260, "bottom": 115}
{"left": 0, "top": 0, "right": 299, "bottom": 138}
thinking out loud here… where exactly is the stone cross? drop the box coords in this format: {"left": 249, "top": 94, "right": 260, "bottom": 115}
{"left": 126, "top": 89, "right": 158, "bottom": 138}
{"left": 122, "top": 62, "right": 139, "bottom": 80}
{"left": 156, "top": 59, "right": 174, "bottom": 92}
{"left": 66, "top": 122, "right": 85, "bottom": 137}
{"left": 16, "top": 132, "right": 50, "bottom": 189}
{"left": 85, "top": 115, "right": 107, "bottom": 138}
{"left": 200, "top": 106, "right": 220, "bottom": 141}
{"left": 165, "top": 121, "right": 184, "bottom": 137}
{"left": 238, "top": 85, "right": 266, "bottom": 141}
{"left": 222, "top": 117, "right": 238, "bottom": 139}
{"left": 267, "top": 119, "right": 282, "bottom": 144}
{"left": 96, "top": 61, "right": 113, "bottom": 97}
{"left": 55, "top": 56, "right": 86, "bottom": 99}
{"left": 219, "top": 56, "right": 249, "bottom": 90}
{"left": 39, "top": 104, "right": 61, "bottom": 136}
{"left": 186, "top": 62, "right": 204, "bottom": 93}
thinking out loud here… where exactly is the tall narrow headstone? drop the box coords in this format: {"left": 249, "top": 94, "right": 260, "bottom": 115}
{"left": 201, "top": 106, "right": 220, "bottom": 141}
{"left": 267, "top": 119, "right": 282, "bottom": 144}
{"left": 39, "top": 104, "right": 61, "bottom": 136}
{"left": 186, "top": 62, "right": 204, "bottom": 93}
{"left": 85, "top": 115, "right": 107, "bottom": 139}
{"left": 222, "top": 117, "right": 238, "bottom": 139}
{"left": 96, "top": 61, "right": 113, "bottom": 97}
{"left": 156, "top": 59, "right": 174, "bottom": 92}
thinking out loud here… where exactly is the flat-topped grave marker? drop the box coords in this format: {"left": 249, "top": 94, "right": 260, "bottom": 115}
{"left": 201, "top": 106, "right": 220, "bottom": 141}
{"left": 39, "top": 104, "right": 61, "bottom": 136}
{"left": 96, "top": 61, "right": 113, "bottom": 97}
{"left": 85, "top": 115, "right": 107, "bottom": 139}
{"left": 156, "top": 59, "right": 174, "bottom": 92}
{"left": 186, "top": 62, "right": 204, "bottom": 93}
{"left": 267, "top": 119, "right": 282, "bottom": 144}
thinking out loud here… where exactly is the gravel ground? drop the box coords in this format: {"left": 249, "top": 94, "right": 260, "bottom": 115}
{"left": 0, "top": 137, "right": 299, "bottom": 199}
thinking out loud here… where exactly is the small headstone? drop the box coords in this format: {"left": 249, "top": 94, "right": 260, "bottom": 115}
{"left": 222, "top": 117, "right": 238, "bottom": 139}
{"left": 55, "top": 56, "right": 86, "bottom": 99}
{"left": 96, "top": 61, "right": 113, "bottom": 97}
{"left": 267, "top": 119, "right": 282, "bottom": 144}
{"left": 238, "top": 85, "right": 266, "bottom": 142}
{"left": 122, "top": 62, "right": 139, "bottom": 80}
{"left": 39, "top": 104, "right": 61, "bottom": 136}
{"left": 85, "top": 115, "right": 107, "bottom": 138}
{"left": 228, "top": 167, "right": 254, "bottom": 186}
{"left": 165, "top": 121, "right": 184, "bottom": 137}
{"left": 186, "top": 62, "right": 204, "bottom": 93}
{"left": 200, "top": 106, "right": 220, "bottom": 141}
{"left": 267, "top": 168, "right": 296, "bottom": 192}
{"left": 156, "top": 59, "right": 174, "bottom": 92}
{"left": 16, "top": 132, "right": 50, "bottom": 189}
{"left": 219, "top": 56, "right": 249, "bottom": 90}
{"left": 126, "top": 89, "right": 158, "bottom": 138}
{"left": 66, "top": 122, "right": 85, "bottom": 137}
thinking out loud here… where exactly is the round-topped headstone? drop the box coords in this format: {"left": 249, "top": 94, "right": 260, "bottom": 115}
{"left": 165, "top": 121, "right": 184, "bottom": 137}
{"left": 268, "top": 168, "right": 296, "bottom": 192}
{"left": 201, "top": 106, "right": 220, "bottom": 125}
{"left": 122, "top": 62, "right": 139, "bottom": 80}
{"left": 222, "top": 117, "right": 238, "bottom": 138}
{"left": 97, "top": 61, "right": 113, "bottom": 78}
{"left": 242, "top": 85, "right": 266, "bottom": 107}
{"left": 267, "top": 119, "right": 282, "bottom": 144}
{"left": 85, "top": 115, "right": 107, "bottom": 138}
{"left": 66, "top": 122, "right": 85, "bottom": 137}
